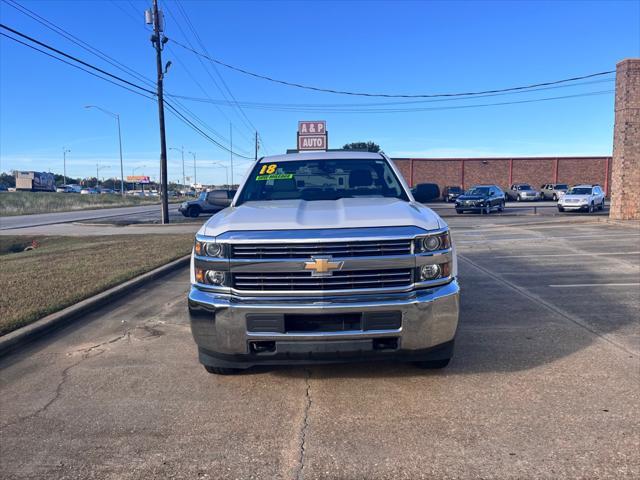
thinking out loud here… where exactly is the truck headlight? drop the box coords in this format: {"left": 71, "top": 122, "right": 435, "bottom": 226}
{"left": 418, "top": 262, "right": 451, "bottom": 281}
{"left": 195, "top": 268, "right": 226, "bottom": 286}
{"left": 206, "top": 270, "right": 225, "bottom": 285}
{"left": 417, "top": 231, "right": 450, "bottom": 253}
{"left": 194, "top": 240, "right": 225, "bottom": 257}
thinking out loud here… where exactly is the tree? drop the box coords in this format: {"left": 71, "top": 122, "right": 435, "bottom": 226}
{"left": 0, "top": 172, "right": 16, "bottom": 188}
{"left": 342, "top": 141, "right": 381, "bottom": 153}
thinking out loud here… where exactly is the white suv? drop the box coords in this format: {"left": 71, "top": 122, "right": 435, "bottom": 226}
{"left": 557, "top": 185, "right": 605, "bottom": 213}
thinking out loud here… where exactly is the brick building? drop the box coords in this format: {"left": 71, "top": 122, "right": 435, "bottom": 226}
{"left": 610, "top": 59, "right": 640, "bottom": 220}
{"left": 392, "top": 156, "right": 612, "bottom": 196}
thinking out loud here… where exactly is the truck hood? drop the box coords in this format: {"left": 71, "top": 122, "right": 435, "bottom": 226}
{"left": 200, "top": 197, "right": 444, "bottom": 237}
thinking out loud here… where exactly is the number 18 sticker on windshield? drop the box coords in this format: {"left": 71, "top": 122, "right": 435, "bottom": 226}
{"left": 256, "top": 164, "right": 293, "bottom": 181}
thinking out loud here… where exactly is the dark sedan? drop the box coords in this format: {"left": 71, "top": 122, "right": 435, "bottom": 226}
{"left": 455, "top": 185, "right": 505, "bottom": 214}
{"left": 443, "top": 185, "right": 463, "bottom": 202}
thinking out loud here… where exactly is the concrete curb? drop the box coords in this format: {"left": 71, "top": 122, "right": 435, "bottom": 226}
{"left": 0, "top": 254, "right": 191, "bottom": 358}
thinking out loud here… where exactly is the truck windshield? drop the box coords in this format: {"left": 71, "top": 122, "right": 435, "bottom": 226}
{"left": 235, "top": 158, "right": 409, "bottom": 204}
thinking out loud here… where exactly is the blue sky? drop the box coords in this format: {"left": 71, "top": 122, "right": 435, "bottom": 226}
{"left": 1, "top": 0, "right": 638, "bottom": 185}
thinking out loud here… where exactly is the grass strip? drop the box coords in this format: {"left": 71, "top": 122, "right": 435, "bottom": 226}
{"left": 0, "top": 235, "right": 193, "bottom": 335}
{"left": 0, "top": 191, "right": 168, "bottom": 216}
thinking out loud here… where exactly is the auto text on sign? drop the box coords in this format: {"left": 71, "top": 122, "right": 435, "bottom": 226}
{"left": 298, "top": 135, "right": 327, "bottom": 150}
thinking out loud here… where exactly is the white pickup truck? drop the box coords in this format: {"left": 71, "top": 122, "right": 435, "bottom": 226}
{"left": 188, "top": 151, "right": 460, "bottom": 374}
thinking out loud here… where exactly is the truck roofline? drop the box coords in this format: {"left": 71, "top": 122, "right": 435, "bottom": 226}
{"left": 258, "top": 151, "right": 386, "bottom": 163}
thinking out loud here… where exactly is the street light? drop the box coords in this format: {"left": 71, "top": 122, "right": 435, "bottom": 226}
{"left": 188, "top": 151, "right": 197, "bottom": 186}
{"left": 169, "top": 146, "right": 185, "bottom": 190}
{"left": 96, "top": 164, "right": 110, "bottom": 188}
{"left": 212, "top": 162, "right": 229, "bottom": 187}
{"left": 84, "top": 105, "right": 124, "bottom": 196}
{"left": 62, "top": 147, "right": 71, "bottom": 186}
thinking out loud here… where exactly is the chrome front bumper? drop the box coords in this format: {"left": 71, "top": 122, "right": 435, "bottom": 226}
{"left": 188, "top": 280, "right": 460, "bottom": 368}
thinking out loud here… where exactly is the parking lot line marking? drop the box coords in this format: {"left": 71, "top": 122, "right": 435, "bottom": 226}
{"left": 458, "top": 254, "right": 637, "bottom": 357}
{"left": 494, "top": 251, "right": 640, "bottom": 258}
{"left": 549, "top": 283, "right": 640, "bottom": 288}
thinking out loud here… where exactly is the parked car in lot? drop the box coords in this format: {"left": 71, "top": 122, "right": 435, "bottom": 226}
{"left": 506, "top": 183, "right": 541, "bottom": 201}
{"left": 57, "top": 184, "right": 82, "bottom": 193}
{"left": 540, "top": 183, "right": 568, "bottom": 201}
{"left": 442, "top": 185, "right": 463, "bottom": 202}
{"left": 454, "top": 185, "right": 505, "bottom": 214}
{"left": 80, "top": 188, "right": 98, "bottom": 195}
{"left": 557, "top": 184, "right": 605, "bottom": 213}
{"left": 189, "top": 151, "right": 459, "bottom": 374}
{"left": 179, "top": 189, "right": 236, "bottom": 217}
{"left": 411, "top": 183, "right": 440, "bottom": 202}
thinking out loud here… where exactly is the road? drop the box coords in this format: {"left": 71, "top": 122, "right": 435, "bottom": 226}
{"left": 1, "top": 217, "right": 638, "bottom": 479}
{"left": 0, "top": 204, "right": 181, "bottom": 230}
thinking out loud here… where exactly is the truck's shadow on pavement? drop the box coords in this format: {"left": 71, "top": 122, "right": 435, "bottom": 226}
{"left": 268, "top": 254, "right": 637, "bottom": 379}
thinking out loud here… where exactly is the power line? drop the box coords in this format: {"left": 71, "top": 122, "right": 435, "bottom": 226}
{"left": 0, "top": 23, "right": 157, "bottom": 96}
{"left": 165, "top": 90, "right": 615, "bottom": 114}
{"left": 162, "top": 1, "right": 254, "bottom": 146}
{"left": 173, "top": 0, "right": 259, "bottom": 138}
{"left": 3, "top": 0, "right": 156, "bottom": 89}
{"left": 166, "top": 78, "right": 615, "bottom": 110}
{"left": 5, "top": 0, "right": 252, "bottom": 157}
{"left": 171, "top": 38, "right": 615, "bottom": 99}
{"left": 0, "top": 31, "right": 156, "bottom": 101}
{"left": 164, "top": 100, "right": 253, "bottom": 158}
{"left": 0, "top": 23, "right": 252, "bottom": 158}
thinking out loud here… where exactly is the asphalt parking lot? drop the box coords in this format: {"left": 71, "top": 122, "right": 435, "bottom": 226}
{"left": 1, "top": 216, "right": 638, "bottom": 479}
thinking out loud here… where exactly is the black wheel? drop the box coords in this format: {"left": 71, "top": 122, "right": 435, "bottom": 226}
{"left": 600, "top": 199, "right": 605, "bottom": 211}
{"left": 484, "top": 205, "right": 491, "bottom": 215}
{"left": 558, "top": 206, "right": 565, "bottom": 212}
{"left": 413, "top": 358, "right": 450, "bottom": 369}
{"left": 516, "top": 195, "right": 521, "bottom": 202}
{"left": 497, "top": 201, "right": 504, "bottom": 212}
{"left": 588, "top": 203, "right": 594, "bottom": 213}
{"left": 455, "top": 209, "right": 463, "bottom": 214}
{"left": 552, "top": 193, "right": 558, "bottom": 201}
{"left": 204, "top": 365, "right": 243, "bottom": 375}
{"left": 187, "top": 206, "right": 200, "bottom": 218}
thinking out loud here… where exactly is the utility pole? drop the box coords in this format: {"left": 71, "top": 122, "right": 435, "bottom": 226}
{"left": 62, "top": 147, "right": 70, "bottom": 186}
{"left": 181, "top": 145, "right": 185, "bottom": 190}
{"left": 169, "top": 146, "right": 185, "bottom": 192}
{"left": 150, "top": 0, "right": 169, "bottom": 223}
{"left": 189, "top": 151, "right": 197, "bottom": 187}
{"left": 254, "top": 131, "right": 258, "bottom": 161}
{"left": 84, "top": 106, "right": 125, "bottom": 196}
{"left": 116, "top": 114, "right": 124, "bottom": 196}
{"left": 230, "top": 123, "right": 234, "bottom": 187}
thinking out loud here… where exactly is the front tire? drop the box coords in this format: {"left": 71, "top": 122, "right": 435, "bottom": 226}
{"left": 497, "top": 201, "right": 504, "bottom": 212}
{"left": 558, "top": 206, "right": 565, "bottom": 212}
{"left": 588, "top": 203, "right": 594, "bottom": 213}
{"left": 599, "top": 199, "right": 605, "bottom": 211}
{"left": 484, "top": 205, "right": 491, "bottom": 215}
{"left": 204, "top": 365, "right": 243, "bottom": 375}
{"left": 456, "top": 209, "right": 463, "bottom": 214}
{"left": 516, "top": 195, "right": 522, "bottom": 202}
{"left": 552, "top": 193, "right": 558, "bottom": 201}
{"left": 187, "top": 206, "right": 200, "bottom": 218}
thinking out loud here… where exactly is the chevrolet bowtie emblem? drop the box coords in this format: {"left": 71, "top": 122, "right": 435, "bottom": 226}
{"left": 304, "top": 257, "right": 343, "bottom": 276}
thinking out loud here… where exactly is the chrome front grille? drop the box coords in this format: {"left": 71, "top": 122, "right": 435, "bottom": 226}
{"left": 232, "top": 269, "right": 413, "bottom": 291}
{"left": 231, "top": 240, "right": 412, "bottom": 259}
